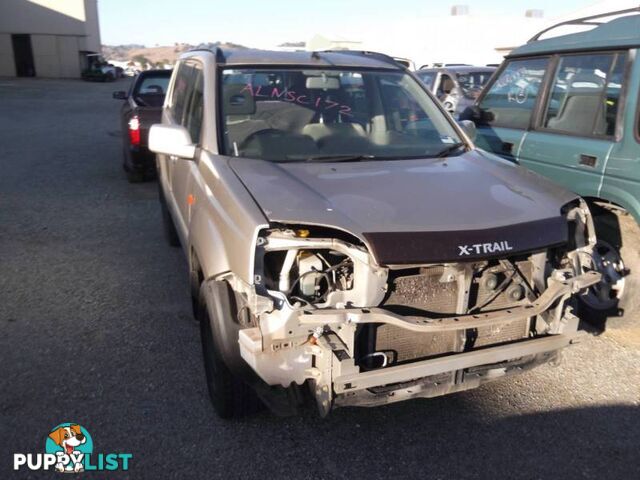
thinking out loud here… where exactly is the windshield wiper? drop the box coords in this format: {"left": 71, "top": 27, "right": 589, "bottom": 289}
{"left": 434, "top": 142, "right": 466, "bottom": 158}
{"left": 302, "top": 154, "right": 379, "bottom": 163}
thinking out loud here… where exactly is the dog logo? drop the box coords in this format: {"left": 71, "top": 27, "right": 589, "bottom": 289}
{"left": 14, "top": 422, "right": 131, "bottom": 473}
{"left": 45, "top": 423, "right": 93, "bottom": 473}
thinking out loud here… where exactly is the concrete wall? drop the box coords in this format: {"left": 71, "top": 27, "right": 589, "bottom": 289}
{"left": 0, "top": 0, "right": 101, "bottom": 78}
{"left": 82, "top": 0, "right": 102, "bottom": 53}
{"left": 0, "top": 0, "right": 88, "bottom": 36}
{"left": 0, "top": 34, "right": 16, "bottom": 76}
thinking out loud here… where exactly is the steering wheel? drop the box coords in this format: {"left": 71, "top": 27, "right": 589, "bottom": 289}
{"left": 238, "top": 128, "right": 285, "bottom": 150}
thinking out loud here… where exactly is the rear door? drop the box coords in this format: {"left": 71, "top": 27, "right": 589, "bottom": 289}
{"left": 518, "top": 51, "right": 627, "bottom": 197}
{"left": 474, "top": 57, "right": 550, "bottom": 161}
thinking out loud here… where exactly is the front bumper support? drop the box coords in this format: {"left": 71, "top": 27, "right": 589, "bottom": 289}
{"left": 334, "top": 330, "right": 574, "bottom": 394}
{"left": 239, "top": 271, "right": 599, "bottom": 414}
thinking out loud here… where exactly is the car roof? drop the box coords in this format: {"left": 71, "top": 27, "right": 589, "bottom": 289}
{"left": 190, "top": 48, "right": 403, "bottom": 70}
{"left": 510, "top": 14, "right": 640, "bottom": 57}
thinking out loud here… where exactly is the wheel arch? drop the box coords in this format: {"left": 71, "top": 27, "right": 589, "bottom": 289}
{"left": 589, "top": 184, "right": 640, "bottom": 225}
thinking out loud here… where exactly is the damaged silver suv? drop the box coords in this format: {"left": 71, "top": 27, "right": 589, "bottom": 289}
{"left": 149, "top": 48, "right": 600, "bottom": 418}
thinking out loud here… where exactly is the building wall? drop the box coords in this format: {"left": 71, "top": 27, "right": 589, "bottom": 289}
{"left": 82, "top": 0, "right": 102, "bottom": 53}
{"left": 0, "top": 0, "right": 88, "bottom": 36}
{"left": 0, "top": 34, "right": 16, "bottom": 76}
{"left": 31, "top": 34, "right": 81, "bottom": 78}
{"left": 0, "top": 0, "right": 100, "bottom": 78}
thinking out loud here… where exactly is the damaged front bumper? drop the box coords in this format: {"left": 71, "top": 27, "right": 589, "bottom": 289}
{"left": 238, "top": 270, "right": 600, "bottom": 415}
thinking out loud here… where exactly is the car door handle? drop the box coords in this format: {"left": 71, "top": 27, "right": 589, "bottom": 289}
{"left": 579, "top": 154, "right": 597, "bottom": 168}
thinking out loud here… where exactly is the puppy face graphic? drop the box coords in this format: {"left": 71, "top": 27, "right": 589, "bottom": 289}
{"left": 48, "top": 424, "right": 86, "bottom": 455}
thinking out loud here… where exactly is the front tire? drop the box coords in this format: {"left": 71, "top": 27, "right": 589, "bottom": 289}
{"left": 198, "top": 283, "right": 261, "bottom": 418}
{"left": 579, "top": 206, "right": 640, "bottom": 329}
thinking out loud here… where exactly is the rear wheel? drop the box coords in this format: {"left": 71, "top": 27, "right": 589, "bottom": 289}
{"left": 122, "top": 148, "right": 144, "bottom": 183}
{"left": 126, "top": 169, "right": 144, "bottom": 183}
{"left": 579, "top": 206, "right": 640, "bottom": 328}
{"left": 198, "top": 283, "right": 261, "bottom": 418}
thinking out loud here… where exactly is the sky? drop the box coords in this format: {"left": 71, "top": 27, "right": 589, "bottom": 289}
{"left": 98, "top": 0, "right": 599, "bottom": 48}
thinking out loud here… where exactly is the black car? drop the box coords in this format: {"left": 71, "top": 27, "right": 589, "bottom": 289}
{"left": 113, "top": 70, "right": 172, "bottom": 182}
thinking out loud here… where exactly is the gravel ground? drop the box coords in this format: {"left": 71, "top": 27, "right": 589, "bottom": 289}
{"left": 0, "top": 78, "right": 639, "bottom": 480}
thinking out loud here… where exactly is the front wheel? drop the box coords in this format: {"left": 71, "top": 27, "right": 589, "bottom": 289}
{"left": 198, "top": 283, "right": 261, "bottom": 418}
{"left": 579, "top": 207, "right": 640, "bottom": 329}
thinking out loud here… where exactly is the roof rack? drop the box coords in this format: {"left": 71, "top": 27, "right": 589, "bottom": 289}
{"left": 187, "top": 47, "right": 226, "bottom": 63}
{"left": 528, "top": 6, "right": 640, "bottom": 43}
{"left": 315, "top": 50, "right": 405, "bottom": 69}
{"left": 185, "top": 46, "right": 226, "bottom": 63}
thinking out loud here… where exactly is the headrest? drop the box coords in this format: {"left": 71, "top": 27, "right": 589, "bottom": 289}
{"left": 569, "top": 73, "right": 606, "bottom": 90}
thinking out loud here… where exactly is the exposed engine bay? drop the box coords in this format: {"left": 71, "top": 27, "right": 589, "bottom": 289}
{"left": 222, "top": 201, "right": 601, "bottom": 416}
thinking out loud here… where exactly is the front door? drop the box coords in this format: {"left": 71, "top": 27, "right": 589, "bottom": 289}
{"left": 171, "top": 61, "right": 204, "bottom": 229}
{"left": 474, "top": 56, "right": 550, "bottom": 161}
{"left": 518, "top": 51, "right": 626, "bottom": 197}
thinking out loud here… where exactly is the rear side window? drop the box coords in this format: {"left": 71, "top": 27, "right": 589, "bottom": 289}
{"left": 543, "top": 52, "right": 626, "bottom": 137}
{"left": 170, "top": 62, "right": 195, "bottom": 123}
{"left": 478, "top": 57, "right": 549, "bottom": 129}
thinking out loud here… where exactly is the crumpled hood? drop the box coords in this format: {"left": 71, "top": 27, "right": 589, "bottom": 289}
{"left": 230, "top": 150, "right": 577, "bottom": 263}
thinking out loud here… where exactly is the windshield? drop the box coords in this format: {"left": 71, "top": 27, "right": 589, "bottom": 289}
{"left": 219, "top": 68, "right": 462, "bottom": 162}
{"left": 456, "top": 71, "right": 493, "bottom": 97}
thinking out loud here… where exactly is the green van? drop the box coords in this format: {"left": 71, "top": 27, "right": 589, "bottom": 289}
{"left": 462, "top": 10, "right": 640, "bottom": 326}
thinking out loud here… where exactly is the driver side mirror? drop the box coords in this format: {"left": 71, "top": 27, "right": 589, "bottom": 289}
{"left": 458, "top": 120, "right": 477, "bottom": 142}
{"left": 112, "top": 91, "right": 127, "bottom": 100}
{"left": 149, "top": 124, "right": 196, "bottom": 159}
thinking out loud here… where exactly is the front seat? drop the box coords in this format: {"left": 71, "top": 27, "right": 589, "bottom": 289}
{"left": 547, "top": 73, "right": 607, "bottom": 135}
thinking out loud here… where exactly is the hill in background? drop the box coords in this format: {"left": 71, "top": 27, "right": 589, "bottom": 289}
{"left": 102, "top": 41, "right": 248, "bottom": 65}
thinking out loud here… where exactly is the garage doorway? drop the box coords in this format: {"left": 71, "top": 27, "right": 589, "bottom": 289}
{"left": 12, "top": 34, "right": 36, "bottom": 77}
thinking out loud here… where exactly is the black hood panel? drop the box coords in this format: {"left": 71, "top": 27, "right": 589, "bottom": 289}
{"left": 364, "top": 216, "right": 567, "bottom": 265}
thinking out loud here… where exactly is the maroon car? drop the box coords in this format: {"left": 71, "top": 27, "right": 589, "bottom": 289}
{"left": 113, "top": 70, "right": 172, "bottom": 182}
